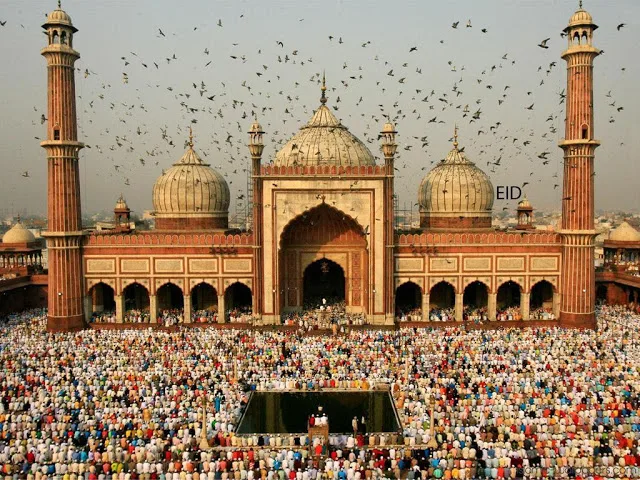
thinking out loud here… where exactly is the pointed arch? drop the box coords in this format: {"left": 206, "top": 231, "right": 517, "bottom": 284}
{"left": 225, "top": 281, "right": 252, "bottom": 322}
{"left": 157, "top": 282, "right": 184, "bottom": 310}
{"left": 496, "top": 280, "right": 522, "bottom": 319}
{"left": 122, "top": 282, "right": 150, "bottom": 322}
{"left": 88, "top": 282, "right": 115, "bottom": 321}
{"left": 429, "top": 281, "right": 455, "bottom": 313}
{"left": 395, "top": 281, "right": 422, "bottom": 320}
{"left": 280, "top": 202, "right": 367, "bottom": 249}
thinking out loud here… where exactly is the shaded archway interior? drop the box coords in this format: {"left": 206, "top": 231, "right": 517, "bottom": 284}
{"left": 463, "top": 281, "right": 488, "bottom": 308}
{"left": 430, "top": 282, "right": 455, "bottom": 310}
{"left": 123, "top": 283, "right": 150, "bottom": 311}
{"left": 191, "top": 283, "right": 218, "bottom": 311}
{"left": 303, "top": 259, "right": 346, "bottom": 308}
{"left": 497, "top": 281, "right": 521, "bottom": 310}
{"left": 531, "top": 281, "right": 554, "bottom": 309}
{"left": 395, "top": 282, "right": 421, "bottom": 314}
{"left": 90, "top": 282, "right": 115, "bottom": 313}
{"left": 157, "top": 283, "right": 184, "bottom": 310}
{"left": 225, "top": 282, "right": 252, "bottom": 313}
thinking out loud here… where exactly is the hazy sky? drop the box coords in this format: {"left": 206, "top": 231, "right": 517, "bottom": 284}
{"left": 0, "top": 0, "right": 638, "bottom": 218}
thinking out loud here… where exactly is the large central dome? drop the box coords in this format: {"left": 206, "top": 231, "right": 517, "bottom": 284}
{"left": 273, "top": 79, "right": 375, "bottom": 168}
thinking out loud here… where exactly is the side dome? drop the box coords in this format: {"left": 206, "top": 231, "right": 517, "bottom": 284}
{"left": 152, "top": 134, "right": 230, "bottom": 231}
{"left": 418, "top": 132, "right": 494, "bottom": 230}
{"left": 609, "top": 221, "right": 640, "bottom": 242}
{"left": 273, "top": 78, "right": 375, "bottom": 168}
{"left": 2, "top": 219, "right": 36, "bottom": 244}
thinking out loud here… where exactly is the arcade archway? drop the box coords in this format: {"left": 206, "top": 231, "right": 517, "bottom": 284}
{"left": 496, "top": 281, "right": 522, "bottom": 321}
{"left": 88, "top": 282, "right": 115, "bottom": 322}
{"left": 395, "top": 282, "right": 422, "bottom": 319}
{"left": 463, "top": 281, "right": 488, "bottom": 309}
{"left": 429, "top": 281, "right": 455, "bottom": 321}
{"left": 157, "top": 283, "right": 184, "bottom": 310}
{"left": 531, "top": 280, "right": 554, "bottom": 310}
{"left": 225, "top": 282, "right": 252, "bottom": 321}
{"left": 122, "top": 282, "right": 150, "bottom": 322}
{"left": 191, "top": 283, "right": 218, "bottom": 311}
{"left": 497, "top": 281, "right": 521, "bottom": 310}
{"left": 303, "top": 259, "right": 345, "bottom": 308}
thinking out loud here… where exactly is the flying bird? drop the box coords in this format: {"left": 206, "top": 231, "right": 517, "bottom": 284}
{"left": 538, "top": 38, "right": 550, "bottom": 49}
{"left": 617, "top": 23, "right": 626, "bottom": 31}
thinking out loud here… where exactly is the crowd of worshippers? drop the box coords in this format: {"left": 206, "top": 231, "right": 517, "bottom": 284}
{"left": 89, "top": 308, "right": 254, "bottom": 325}
{"left": 2, "top": 305, "right": 640, "bottom": 479}
{"left": 396, "top": 308, "right": 422, "bottom": 323}
{"left": 281, "top": 299, "right": 366, "bottom": 330}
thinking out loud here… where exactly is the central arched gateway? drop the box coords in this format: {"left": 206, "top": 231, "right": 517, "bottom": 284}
{"left": 280, "top": 203, "right": 368, "bottom": 314}
{"left": 303, "top": 258, "right": 345, "bottom": 308}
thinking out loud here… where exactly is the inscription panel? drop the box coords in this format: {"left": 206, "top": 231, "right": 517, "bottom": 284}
{"left": 429, "top": 257, "right": 458, "bottom": 272}
{"left": 120, "top": 259, "right": 149, "bottom": 273}
{"left": 395, "top": 257, "right": 424, "bottom": 272}
{"left": 463, "top": 257, "right": 491, "bottom": 272}
{"left": 531, "top": 257, "right": 558, "bottom": 271}
{"left": 86, "top": 259, "right": 115, "bottom": 273}
{"left": 223, "top": 258, "right": 252, "bottom": 273}
{"left": 189, "top": 259, "right": 218, "bottom": 273}
{"left": 155, "top": 259, "right": 184, "bottom": 273}
{"left": 497, "top": 257, "right": 525, "bottom": 271}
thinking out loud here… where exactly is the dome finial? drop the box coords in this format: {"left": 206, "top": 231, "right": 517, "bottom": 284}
{"left": 188, "top": 126, "right": 194, "bottom": 148}
{"left": 453, "top": 124, "right": 459, "bottom": 149}
{"left": 320, "top": 71, "right": 327, "bottom": 105}
{"left": 58, "top": 0, "right": 62, "bottom": 9}
{"left": 579, "top": 0, "right": 583, "bottom": 9}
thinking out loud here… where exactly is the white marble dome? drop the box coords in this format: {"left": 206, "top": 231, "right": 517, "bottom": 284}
{"left": 152, "top": 143, "right": 230, "bottom": 227}
{"left": 2, "top": 220, "right": 36, "bottom": 244}
{"left": 418, "top": 138, "right": 494, "bottom": 229}
{"left": 274, "top": 89, "right": 375, "bottom": 168}
{"left": 609, "top": 221, "right": 640, "bottom": 242}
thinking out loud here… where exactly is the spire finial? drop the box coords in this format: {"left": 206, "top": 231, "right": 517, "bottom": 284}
{"left": 16, "top": 214, "right": 21, "bottom": 224}
{"left": 188, "top": 126, "right": 194, "bottom": 148}
{"left": 58, "top": 0, "right": 61, "bottom": 9}
{"left": 453, "top": 124, "right": 459, "bottom": 149}
{"left": 320, "top": 71, "right": 327, "bottom": 105}
{"left": 579, "top": 0, "right": 583, "bottom": 9}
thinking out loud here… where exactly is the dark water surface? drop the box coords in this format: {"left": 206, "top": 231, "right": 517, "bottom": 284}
{"left": 237, "top": 390, "right": 401, "bottom": 434}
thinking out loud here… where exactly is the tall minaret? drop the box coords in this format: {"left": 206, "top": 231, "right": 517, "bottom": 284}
{"left": 559, "top": 2, "right": 600, "bottom": 329}
{"left": 41, "top": 2, "right": 86, "bottom": 332}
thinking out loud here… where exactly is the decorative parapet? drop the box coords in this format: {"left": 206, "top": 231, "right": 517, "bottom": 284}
{"left": 260, "top": 164, "right": 385, "bottom": 176}
{"left": 396, "top": 231, "right": 561, "bottom": 245}
{"left": 85, "top": 232, "right": 253, "bottom": 246}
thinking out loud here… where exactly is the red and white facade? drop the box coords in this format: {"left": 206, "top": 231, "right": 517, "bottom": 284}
{"left": 40, "top": 5, "right": 599, "bottom": 331}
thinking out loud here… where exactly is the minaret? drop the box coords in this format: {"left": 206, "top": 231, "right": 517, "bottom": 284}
{"left": 559, "top": 2, "right": 600, "bottom": 329}
{"left": 41, "top": 2, "right": 86, "bottom": 332}
{"left": 380, "top": 122, "right": 398, "bottom": 324}
{"left": 248, "top": 121, "right": 265, "bottom": 320}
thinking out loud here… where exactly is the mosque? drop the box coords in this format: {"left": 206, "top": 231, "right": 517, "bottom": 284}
{"left": 37, "top": 3, "right": 601, "bottom": 331}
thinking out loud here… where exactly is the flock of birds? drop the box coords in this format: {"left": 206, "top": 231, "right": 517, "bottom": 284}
{"left": 3, "top": 6, "right": 631, "bottom": 218}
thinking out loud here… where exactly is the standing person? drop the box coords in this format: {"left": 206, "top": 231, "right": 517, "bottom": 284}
{"left": 352, "top": 417, "right": 358, "bottom": 435}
